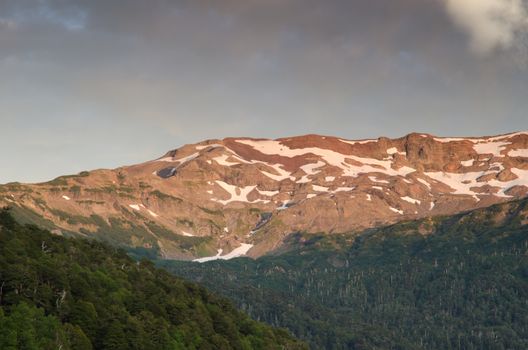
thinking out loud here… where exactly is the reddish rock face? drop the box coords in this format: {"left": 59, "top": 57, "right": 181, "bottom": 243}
{"left": 497, "top": 169, "right": 518, "bottom": 182}
{"left": 2, "top": 131, "right": 528, "bottom": 260}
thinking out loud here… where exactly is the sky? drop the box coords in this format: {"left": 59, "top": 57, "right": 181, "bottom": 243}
{"left": 1, "top": 0, "right": 527, "bottom": 184}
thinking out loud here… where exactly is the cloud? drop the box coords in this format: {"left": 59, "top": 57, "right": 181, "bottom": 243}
{"left": 444, "top": 0, "right": 528, "bottom": 55}
{"left": 1, "top": 0, "right": 528, "bottom": 183}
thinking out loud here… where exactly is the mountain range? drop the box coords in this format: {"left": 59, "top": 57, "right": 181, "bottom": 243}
{"left": 1, "top": 130, "right": 528, "bottom": 349}
{"left": 1, "top": 131, "right": 527, "bottom": 260}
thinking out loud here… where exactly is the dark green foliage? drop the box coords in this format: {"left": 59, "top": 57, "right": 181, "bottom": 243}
{"left": 45, "top": 177, "right": 69, "bottom": 186}
{"left": 177, "top": 218, "right": 194, "bottom": 227}
{"left": 76, "top": 200, "right": 106, "bottom": 205}
{"left": 84, "top": 185, "right": 135, "bottom": 198}
{"left": 163, "top": 199, "right": 528, "bottom": 349}
{"left": 0, "top": 302, "right": 68, "bottom": 350}
{"left": 138, "top": 182, "right": 152, "bottom": 189}
{"left": 70, "top": 185, "right": 82, "bottom": 195}
{"left": 45, "top": 171, "right": 90, "bottom": 186}
{"left": 7, "top": 204, "right": 56, "bottom": 230}
{"left": 49, "top": 208, "right": 96, "bottom": 226}
{"left": 199, "top": 206, "right": 224, "bottom": 216}
{"left": 145, "top": 222, "right": 214, "bottom": 254}
{"left": 2, "top": 183, "right": 33, "bottom": 193}
{"left": 0, "top": 208, "right": 305, "bottom": 350}
{"left": 149, "top": 190, "right": 183, "bottom": 203}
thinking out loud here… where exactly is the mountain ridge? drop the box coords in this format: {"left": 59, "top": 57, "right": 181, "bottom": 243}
{"left": 1, "top": 130, "right": 527, "bottom": 260}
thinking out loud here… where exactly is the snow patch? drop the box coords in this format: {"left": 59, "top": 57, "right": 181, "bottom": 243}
{"left": 306, "top": 193, "right": 317, "bottom": 199}
{"left": 401, "top": 196, "right": 421, "bottom": 205}
{"left": 182, "top": 231, "right": 195, "bottom": 237}
{"left": 433, "top": 137, "right": 469, "bottom": 143}
{"left": 196, "top": 144, "right": 222, "bottom": 150}
{"left": 489, "top": 162, "right": 505, "bottom": 171}
{"left": 387, "top": 147, "right": 406, "bottom": 156}
{"left": 296, "top": 177, "right": 312, "bottom": 184}
{"left": 488, "top": 131, "right": 528, "bottom": 140}
{"left": 490, "top": 168, "right": 528, "bottom": 196}
{"left": 147, "top": 210, "right": 159, "bottom": 217}
{"left": 461, "top": 159, "right": 474, "bottom": 167}
{"left": 339, "top": 138, "right": 376, "bottom": 145}
{"left": 193, "top": 243, "right": 253, "bottom": 263}
{"left": 417, "top": 178, "right": 432, "bottom": 189}
{"left": 277, "top": 201, "right": 291, "bottom": 210}
{"left": 301, "top": 161, "right": 325, "bottom": 175}
{"left": 424, "top": 168, "right": 528, "bottom": 199}
{"left": 312, "top": 185, "right": 329, "bottom": 192}
{"left": 369, "top": 176, "right": 389, "bottom": 184}
{"left": 129, "top": 204, "right": 141, "bottom": 211}
{"left": 297, "top": 161, "right": 325, "bottom": 183}
{"left": 389, "top": 207, "right": 404, "bottom": 215}
{"left": 366, "top": 194, "right": 372, "bottom": 201}
{"left": 260, "top": 163, "right": 295, "bottom": 181}
{"left": 212, "top": 181, "right": 256, "bottom": 205}
{"left": 213, "top": 154, "right": 240, "bottom": 166}
{"left": 424, "top": 171, "right": 482, "bottom": 200}
{"left": 509, "top": 148, "right": 528, "bottom": 157}
{"left": 433, "top": 135, "right": 513, "bottom": 158}
{"left": 325, "top": 176, "right": 335, "bottom": 182}
{"left": 473, "top": 141, "right": 511, "bottom": 157}
{"left": 332, "top": 186, "right": 356, "bottom": 193}
{"left": 256, "top": 188, "right": 280, "bottom": 197}
{"left": 62, "top": 195, "right": 71, "bottom": 201}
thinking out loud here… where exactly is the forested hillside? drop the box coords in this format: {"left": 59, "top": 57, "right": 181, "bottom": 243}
{"left": 163, "top": 199, "right": 528, "bottom": 349}
{"left": 0, "top": 208, "right": 305, "bottom": 350}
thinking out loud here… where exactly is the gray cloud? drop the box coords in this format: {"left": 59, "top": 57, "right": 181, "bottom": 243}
{"left": 444, "top": 0, "right": 528, "bottom": 57}
{"left": 0, "top": 0, "right": 527, "bottom": 183}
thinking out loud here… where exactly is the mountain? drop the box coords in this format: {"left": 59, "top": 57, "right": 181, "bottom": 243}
{"left": 0, "top": 208, "right": 306, "bottom": 350}
{"left": 1, "top": 131, "right": 527, "bottom": 260}
{"left": 161, "top": 198, "right": 528, "bottom": 349}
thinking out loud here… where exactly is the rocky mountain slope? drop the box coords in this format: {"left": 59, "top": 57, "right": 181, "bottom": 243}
{"left": 1, "top": 131, "right": 527, "bottom": 260}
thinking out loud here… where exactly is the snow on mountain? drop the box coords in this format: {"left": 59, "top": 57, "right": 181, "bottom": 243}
{"left": 2, "top": 131, "right": 528, "bottom": 260}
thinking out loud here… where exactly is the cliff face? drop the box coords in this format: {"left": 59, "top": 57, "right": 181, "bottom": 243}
{"left": 2, "top": 131, "right": 527, "bottom": 259}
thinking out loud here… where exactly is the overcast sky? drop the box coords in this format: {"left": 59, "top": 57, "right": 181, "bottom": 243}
{"left": 1, "top": 0, "right": 527, "bottom": 183}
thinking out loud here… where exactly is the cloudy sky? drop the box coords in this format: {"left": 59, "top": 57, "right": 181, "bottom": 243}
{"left": 1, "top": 0, "right": 527, "bottom": 183}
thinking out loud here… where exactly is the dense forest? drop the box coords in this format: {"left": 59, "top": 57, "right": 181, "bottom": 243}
{"left": 0, "top": 208, "right": 305, "bottom": 350}
{"left": 163, "top": 199, "right": 528, "bottom": 349}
